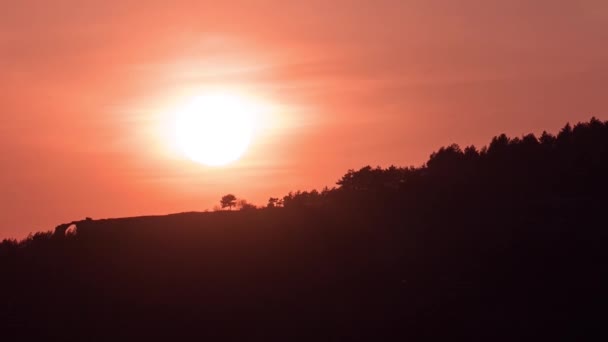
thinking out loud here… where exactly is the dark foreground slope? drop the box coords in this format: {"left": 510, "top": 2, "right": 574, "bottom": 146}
{"left": 1, "top": 119, "right": 607, "bottom": 340}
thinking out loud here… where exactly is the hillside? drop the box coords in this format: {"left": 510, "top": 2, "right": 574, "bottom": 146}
{"left": 1, "top": 118, "right": 607, "bottom": 340}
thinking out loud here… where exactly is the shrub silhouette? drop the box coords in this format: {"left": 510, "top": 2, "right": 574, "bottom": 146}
{"left": 237, "top": 199, "right": 257, "bottom": 211}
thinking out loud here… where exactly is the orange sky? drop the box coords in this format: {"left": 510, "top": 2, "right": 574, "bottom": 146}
{"left": 1, "top": 0, "right": 607, "bottom": 238}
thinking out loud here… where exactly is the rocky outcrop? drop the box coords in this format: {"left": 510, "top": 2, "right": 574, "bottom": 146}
{"left": 53, "top": 223, "right": 74, "bottom": 237}
{"left": 53, "top": 217, "right": 94, "bottom": 237}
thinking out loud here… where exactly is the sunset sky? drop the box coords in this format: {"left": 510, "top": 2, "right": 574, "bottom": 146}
{"left": 1, "top": 0, "right": 607, "bottom": 238}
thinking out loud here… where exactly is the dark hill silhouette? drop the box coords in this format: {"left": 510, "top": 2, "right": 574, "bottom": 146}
{"left": 1, "top": 118, "right": 607, "bottom": 340}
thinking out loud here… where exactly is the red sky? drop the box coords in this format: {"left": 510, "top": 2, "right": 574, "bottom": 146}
{"left": 1, "top": 0, "right": 607, "bottom": 238}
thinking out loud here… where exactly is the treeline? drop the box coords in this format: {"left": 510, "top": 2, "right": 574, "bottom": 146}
{"left": 273, "top": 117, "right": 608, "bottom": 210}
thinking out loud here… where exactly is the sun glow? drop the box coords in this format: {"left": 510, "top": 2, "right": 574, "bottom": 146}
{"left": 174, "top": 92, "right": 258, "bottom": 166}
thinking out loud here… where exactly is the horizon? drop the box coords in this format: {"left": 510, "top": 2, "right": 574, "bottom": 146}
{"left": 2, "top": 0, "right": 608, "bottom": 238}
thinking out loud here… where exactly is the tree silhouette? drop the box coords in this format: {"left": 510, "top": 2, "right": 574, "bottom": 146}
{"left": 267, "top": 197, "right": 280, "bottom": 208}
{"left": 220, "top": 194, "right": 237, "bottom": 210}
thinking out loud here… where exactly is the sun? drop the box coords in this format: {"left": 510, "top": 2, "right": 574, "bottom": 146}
{"left": 174, "top": 92, "right": 257, "bottom": 166}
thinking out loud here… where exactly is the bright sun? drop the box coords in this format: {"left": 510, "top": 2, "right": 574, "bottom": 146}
{"left": 175, "top": 93, "right": 257, "bottom": 166}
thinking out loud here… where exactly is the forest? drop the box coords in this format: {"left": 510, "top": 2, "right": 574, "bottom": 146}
{"left": 1, "top": 118, "right": 606, "bottom": 340}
